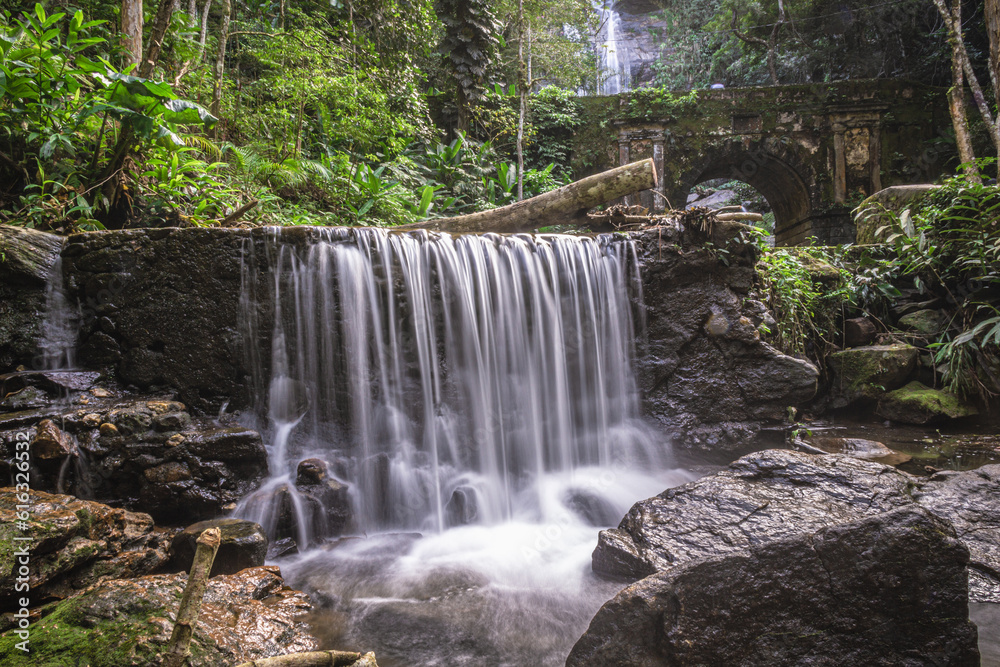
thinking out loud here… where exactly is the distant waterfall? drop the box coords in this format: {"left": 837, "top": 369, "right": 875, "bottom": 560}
{"left": 593, "top": 0, "right": 631, "bottom": 95}
{"left": 236, "top": 228, "right": 670, "bottom": 543}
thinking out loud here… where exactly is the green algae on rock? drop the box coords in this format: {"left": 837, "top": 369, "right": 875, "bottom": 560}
{"left": 877, "top": 381, "right": 979, "bottom": 425}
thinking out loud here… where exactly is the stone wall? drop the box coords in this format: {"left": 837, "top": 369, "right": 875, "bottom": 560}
{"left": 3, "top": 225, "right": 818, "bottom": 451}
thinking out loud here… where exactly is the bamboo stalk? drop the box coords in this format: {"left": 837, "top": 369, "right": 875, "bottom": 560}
{"left": 232, "top": 650, "right": 367, "bottom": 667}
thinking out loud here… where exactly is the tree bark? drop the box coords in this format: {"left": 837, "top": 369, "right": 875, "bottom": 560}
{"left": 516, "top": 0, "right": 526, "bottom": 201}
{"left": 140, "top": 0, "right": 176, "bottom": 78}
{"left": 933, "top": 0, "right": 1000, "bottom": 165}
{"left": 944, "top": 0, "right": 978, "bottom": 180}
{"left": 121, "top": 0, "right": 143, "bottom": 71}
{"left": 398, "top": 159, "right": 658, "bottom": 234}
{"left": 210, "top": 0, "right": 232, "bottom": 125}
{"left": 162, "top": 527, "right": 222, "bottom": 667}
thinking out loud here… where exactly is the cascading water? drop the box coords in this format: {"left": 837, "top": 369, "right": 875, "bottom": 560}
{"left": 37, "top": 255, "right": 79, "bottom": 371}
{"left": 593, "top": 0, "right": 631, "bottom": 95}
{"left": 236, "top": 227, "right": 692, "bottom": 665}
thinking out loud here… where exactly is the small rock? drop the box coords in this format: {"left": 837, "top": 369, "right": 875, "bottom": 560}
{"left": 144, "top": 461, "right": 192, "bottom": 484}
{"left": 296, "top": 458, "right": 328, "bottom": 486}
{"left": 166, "top": 433, "right": 186, "bottom": 447}
{"left": 108, "top": 406, "right": 153, "bottom": 435}
{"left": 844, "top": 317, "right": 876, "bottom": 347}
{"left": 704, "top": 310, "right": 730, "bottom": 337}
{"left": 31, "top": 420, "right": 76, "bottom": 460}
{"left": 897, "top": 309, "right": 947, "bottom": 335}
{"left": 99, "top": 422, "right": 119, "bottom": 437}
{"left": 82, "top": 413, "right": 102, "bottom": 428}
{"left": 153, "top": 411, "right": 191, "bottom": 432}
{"left": 170, "top": 519, "right": 268, "bottom": 577}
{"left": 90, "top": 387, "right": 111, "bottom": 398}
{"left": 146, "top": 400, "right": 186, "bottom": 415}
{"left": 876, "top": 381, "right": 979, "bottom": 424}
{"left": 267, "top": 536, "right": 299, "bottom": 559}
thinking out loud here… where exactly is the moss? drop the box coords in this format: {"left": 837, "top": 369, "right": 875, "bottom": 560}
{"left": 879, "top": 381, "right": 979, "bottom": 423}
{"left": 0, "top": 594, "right": 160, "bottom": 666}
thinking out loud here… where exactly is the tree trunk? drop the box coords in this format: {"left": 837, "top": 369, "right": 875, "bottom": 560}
{"left": 211, "top": 0, "right": 232, "bottom": 124}
{"left": 933, "top": 0, "right": 1000, "bottom": 165}
{"left": 398, "top": 159, "right": 658, "bottom": 234}
{"left": 986, "top": 0, "right": 1000, "bottom": 109}
{"left": 516, "top": 0, "right": 526, "bottom": 201}
{"left": 944, "top": 0, "right": 978, "bottom": 180}
{"left": 121, "top": 0, "right": 143, "bottom": 71}
{"left": 162, "top": 528, "right": 221, "bottom": 667}
{"left": 140, "top": 0, "right": 176, "bottom": 78}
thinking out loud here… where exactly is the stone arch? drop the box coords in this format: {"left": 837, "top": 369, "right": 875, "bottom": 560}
{"left": 666, "top": 139, "right": 817, "bottom": 246}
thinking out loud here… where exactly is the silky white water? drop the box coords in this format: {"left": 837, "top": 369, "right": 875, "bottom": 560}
{"left": 236, "top": 227, "right": 692, "bottom": 664}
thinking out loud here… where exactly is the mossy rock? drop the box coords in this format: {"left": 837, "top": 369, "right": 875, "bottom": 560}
{"left": 876, "top": 381, "right": 979, "bottom": 425}
{"left": 0, "top": 567, "right": 317, "bottom": 666}
{"left": 827, "top": 344, "right": 919, "bottom": 408}
{"left": 896, "top": 309, "right": 947, "bottom": 336}
{"left": 854, "top": 185, "right": 938, "bottom": 245}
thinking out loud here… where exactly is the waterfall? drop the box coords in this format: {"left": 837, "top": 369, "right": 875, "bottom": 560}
{"left": 237, "top": 228, "right": 672, "bottom": 543}
{"left": 37, "top": 255, "right": 79, "bottom": 371}
{"left": 236, "top": 227, "right": 691, "bottom": 664}
{"left": 593, "top": 0, "right": 631, "bottom": 95}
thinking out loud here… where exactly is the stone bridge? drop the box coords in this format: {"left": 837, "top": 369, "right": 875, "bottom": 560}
{"left": 572, "top": 80, "right": 954, "bottom": 245}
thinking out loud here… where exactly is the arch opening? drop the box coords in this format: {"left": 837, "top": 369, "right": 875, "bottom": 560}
{"left": 671, "top": 144, "right": 814, "bottom": 246}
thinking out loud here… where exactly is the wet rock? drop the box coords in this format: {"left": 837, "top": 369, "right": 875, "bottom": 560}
{"left": 268, "top": 536, "right": 299, "bottom": 559}
{"left": 297, "top": 457, "right": 328, "bottom": 485}
{"left": 171, "top": 518, "right": 267, "bottom": 577}
{"left": 0, "top": 385, "right": 48, "bottom": 411}
{"left": 631, "top": 227, "right": 819, "bottom": 453}
{"left": 844, "top": 316, "right": 876, "bottom": 347}
{"left": 31, "top": 419, "right": 76, "bottom": 460}
{"left": 592, "top": 449, "right": 914, "bottom": 581}
{"left": 569, "top": 507, "right": 980, "bottom": 667}
{"left": 0, "top": 488, "right": 170, "bottom": 609}
{"left": 0, "top": 566, "right": 316, "bottom": 665}
{"left": 898, "top": 308, "right": 947, "bottom": 335}
{"left": 564, "top": 489, "right": 619, "bottom": 527}
{"left": 445, "top": 486, "right": 479, "bottom": 527}
{"left": 914, "top": 465, "right": 1000, "bottom": 603}
{"left": 293, "top": 477, "right": 353, "bottom": 539}
{"left": 107, "top": 405, "right": 153, "bottom": 435}
{"left": 877, "top": 381, "right": 979, "bottom": 424}
{"left": 153, "top": 410, "right": 191, "bottom": 432}
{"left": 827, "top": 343, "right": 918, "bottom": 408}
{"left": 803, "top": 436, "right": 912, "bottom": 466}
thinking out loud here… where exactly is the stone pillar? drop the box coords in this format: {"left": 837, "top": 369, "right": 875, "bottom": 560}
{"left": 619, "top": 135, "right": 632, "bottom": 206}
{"left": 833, "top": 127, "right": 847, "bottom": 204}
{"left": 869, "top": 123, "right": 882, "bottom": 194}
{"left": 652, "top": 138, "right": 666, "bottom": 212}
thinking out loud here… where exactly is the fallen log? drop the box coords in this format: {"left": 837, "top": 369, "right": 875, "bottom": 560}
{"left": 163, "top": 527, "right": 222, "bottom": 667}
{"left": 397, "top": 159, "right": 658, "bottom": 234}
{"left": 233, "top": 650, "right": 367, "bottom": 667}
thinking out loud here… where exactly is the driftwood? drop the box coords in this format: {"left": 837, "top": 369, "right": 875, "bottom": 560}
{"left": 398, "top": 159, "right": 658, "bottom": 234}
{"left": 162, "top": 527, "right": 222, "bottom": 667}
{"left": 716, "top": 212, "right": 763, "bottom": 222}
{"left": 232, "top": 650, "right": 369, "bottom": 667}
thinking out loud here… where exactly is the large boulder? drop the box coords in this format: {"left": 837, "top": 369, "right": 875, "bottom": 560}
{"left": 592, "top": 449, "right": 914, "bottom": 581}
{"left": 633, "top": 226, "right": 818, "bottom": 452}
{"left": 568, "top": 507, "right": 980, "bottom": 667}
{"left": 877, "top": 381, "right": 979, "bottom": 424}
{"left": 914, "top": 465, "right": 1000, "bottom": 603}
{"left": 826, "top": 343, "right": 919, "bottom": 408}
{"left": 0, "top": 566, "right": 317, "bottom": 666}
{"left": 0, "top": 488, "right": 170, "bottom": 610}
